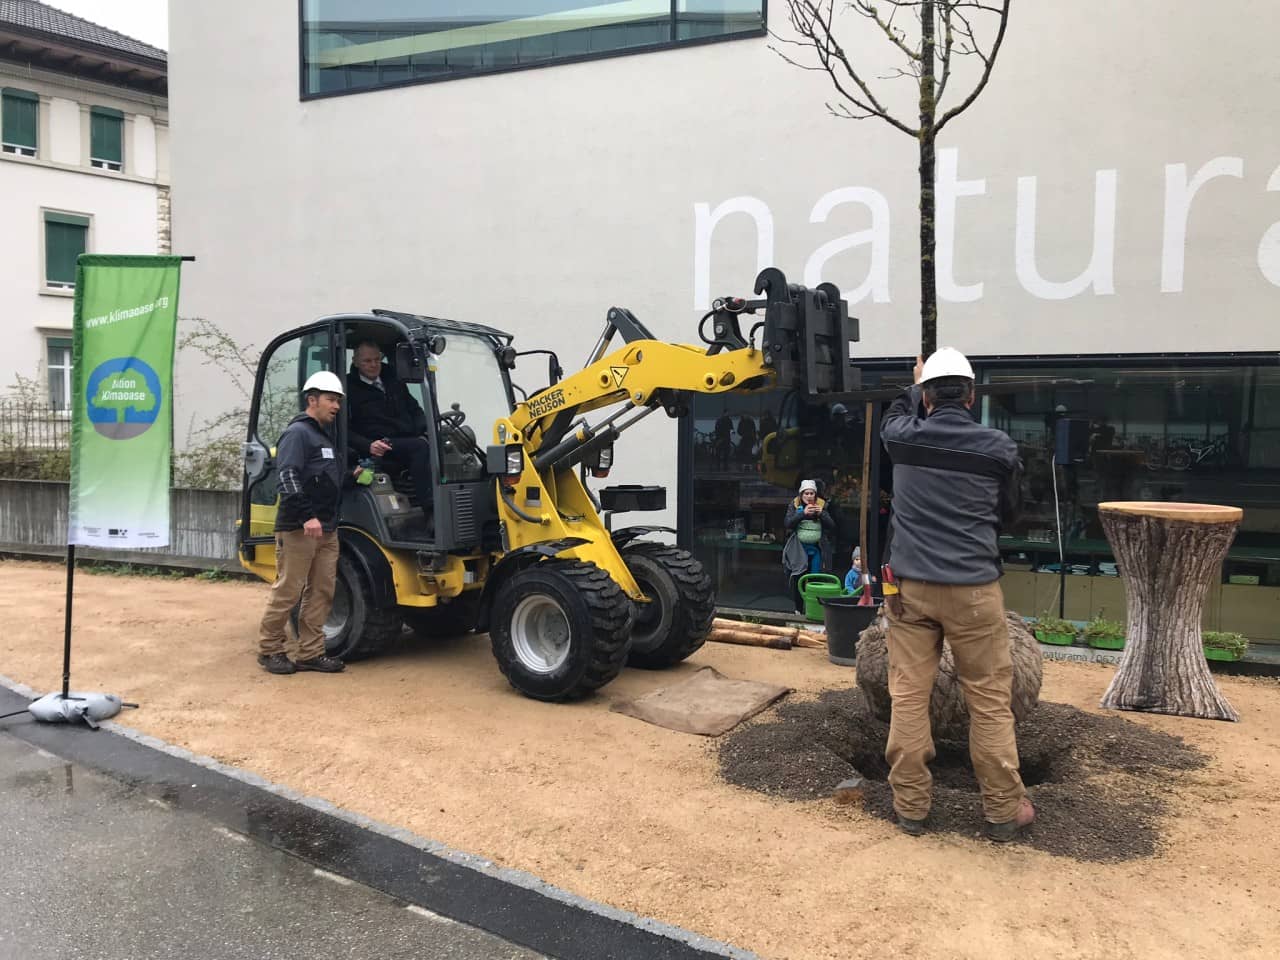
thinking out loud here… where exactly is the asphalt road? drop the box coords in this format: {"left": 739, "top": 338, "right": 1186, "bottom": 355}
{"left": 0, "top": 731, "right": 542, "bottom": 960}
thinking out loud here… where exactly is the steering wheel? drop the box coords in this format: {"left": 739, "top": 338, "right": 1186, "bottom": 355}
{"left": 439, "top": 404, "right": 466, "bottom": 430}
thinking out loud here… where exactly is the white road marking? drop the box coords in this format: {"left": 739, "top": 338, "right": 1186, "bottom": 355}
{"left": 312, "top": 867, "right": 354, "bottom": 886}
{"left": 405, "top": 904, "right": 455, "bottom": 924}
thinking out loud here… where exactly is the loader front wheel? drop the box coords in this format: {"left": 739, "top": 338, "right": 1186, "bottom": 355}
{"left": 490, "top": 560, "right": 633, "bottom": 701}
{"left": 622, "top": 542, "right": 714, "bottom": 669}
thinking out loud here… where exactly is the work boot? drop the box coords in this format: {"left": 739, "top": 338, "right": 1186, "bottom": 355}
{"left": 257, "top": 653, "right": 296, "bottom": 675}
{"left": 295, "top": 654, "right": 346, "bottom": 673}
{"left": 984, "top": 796, "right": 1036, "bottom": 843}
{"left": 897, "top": 814, "right": 927, "bottom": 837}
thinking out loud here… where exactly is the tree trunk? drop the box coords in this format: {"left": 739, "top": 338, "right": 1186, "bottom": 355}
{"left": 918, "top": 1, "right": 938, "bottom": 357}
{"left": 1098, "top": 502, "right": 1241, "bottom": 722}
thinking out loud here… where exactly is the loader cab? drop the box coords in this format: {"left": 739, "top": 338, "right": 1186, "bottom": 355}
{"left": 239, "top": 312, "right": 516, "bottom": 569}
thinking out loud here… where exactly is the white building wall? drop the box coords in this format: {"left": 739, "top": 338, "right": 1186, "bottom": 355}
{"left": 168, "top": 1, "right": 1280, "bottom": 511}
{"left": 131, "top": 114, "right": 157, "bottom": 180}
{"left": 47, "top": 97, "right": 79, "bottom": 166}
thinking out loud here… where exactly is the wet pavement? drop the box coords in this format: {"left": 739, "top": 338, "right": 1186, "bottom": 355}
{"left": 0, "top": 732, "right": 543, "bottom": 960}
{"left": 0, "top": 682, "right": 751, "bottom": 960}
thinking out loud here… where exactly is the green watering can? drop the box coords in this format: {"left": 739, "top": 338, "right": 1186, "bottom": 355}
{"left": 798, "top": 573, "right": 848, "bottom": 622}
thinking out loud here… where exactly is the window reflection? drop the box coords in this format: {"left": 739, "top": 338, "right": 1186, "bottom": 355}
{"left": 302, "top": 1, "right": 764, "bottom": 95}
{"left": 688, "top": 359, "right": 1280, "bottom": 642}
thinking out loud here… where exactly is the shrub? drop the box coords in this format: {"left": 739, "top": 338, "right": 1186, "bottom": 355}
{"left": 1203, "top": 631, "right": 1248, "bottom": 658}
{"left": 1035, "top": 614, "right": 1076, "bottom": 636}
{"left": 1083, "top": 616, "right": 1125, "bottom": 641}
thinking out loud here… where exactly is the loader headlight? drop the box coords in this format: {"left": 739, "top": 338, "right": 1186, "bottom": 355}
{"left": 505, "top": 445, "right": 524, "bottom": 476}
{"left": 587, "top": 441, "right": 614, "bottom": 479}
{"left": 487, "top": 443, "right": 525, "bottom": 478}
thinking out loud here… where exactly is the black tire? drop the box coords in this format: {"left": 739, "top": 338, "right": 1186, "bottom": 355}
{"left": 622, "top": 542, "right": 715, "bottom": 669}
{"left": 490, "top": 560, "right": 634, "bottom": 701}
{"left": 292, "top": 552, "right": 402, "bottom": 661}
{"left": 403, "top": 592, "right": 481, "bottom": 638}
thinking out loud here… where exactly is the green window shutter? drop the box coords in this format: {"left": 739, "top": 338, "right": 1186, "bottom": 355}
{"left": 90, "top": 107, "right": 123, "bottom": 164}
{"left": 2, "top": 88, "right": 38, "bottom": 150}
{"left": 44, "top": 214, "right": 89, "bottom": 286}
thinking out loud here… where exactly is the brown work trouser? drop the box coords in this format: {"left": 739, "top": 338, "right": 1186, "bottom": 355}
{"left": 258, "top": 529, "right": 339, "bottom": 662}
{"left": 884, "top": 578, "right": 1026, "bottom": 823}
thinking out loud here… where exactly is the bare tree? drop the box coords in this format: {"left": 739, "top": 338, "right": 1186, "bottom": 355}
{"left": 776, "top": 1, "right": 1012, "bottom": 356}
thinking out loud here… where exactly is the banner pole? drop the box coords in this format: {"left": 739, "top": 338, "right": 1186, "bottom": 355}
{"left": 61, "top": 544, "right": 76, "bottom": 699}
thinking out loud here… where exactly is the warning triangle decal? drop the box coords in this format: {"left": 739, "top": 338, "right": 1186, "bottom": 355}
{"left": 611, "top": 366, "right": 628, "bottom": 388}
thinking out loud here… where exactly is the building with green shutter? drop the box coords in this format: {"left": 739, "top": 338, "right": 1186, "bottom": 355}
{"left": 0, "top": 1, "right": 168, "bottom": 412}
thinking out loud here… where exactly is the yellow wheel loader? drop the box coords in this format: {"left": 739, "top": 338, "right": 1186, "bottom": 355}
{"left": 238, "top": 268, "right": 859, "bottom": 700}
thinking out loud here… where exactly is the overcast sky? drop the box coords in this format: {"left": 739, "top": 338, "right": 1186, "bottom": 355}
{"left": 47, "top": 0, "right": 169, "bottom": 51}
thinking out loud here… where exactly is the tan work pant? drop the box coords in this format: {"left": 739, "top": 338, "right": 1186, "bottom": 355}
{"left": 258, "top": 529, "right": 339, "bottom": 662}
{"left": 884, "top": 578, "right": 1026, "bottom": 823}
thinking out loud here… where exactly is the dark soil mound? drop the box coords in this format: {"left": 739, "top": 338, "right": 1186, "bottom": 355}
{"left": 717, "top": 688, "right": 1208, "bottom": 862}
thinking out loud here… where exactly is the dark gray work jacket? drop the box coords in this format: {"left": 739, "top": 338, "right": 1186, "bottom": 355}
{"left": 881, "top": 385, "right": 1022, "bottom": 585}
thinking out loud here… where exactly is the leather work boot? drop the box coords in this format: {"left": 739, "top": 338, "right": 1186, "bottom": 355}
{"left": 295, "top": 655, "right": 346, "bottom": 673}
{"left": 257, "top": 653, "right": 296, "bottom": 675}
{"left": 984, "top": 796, "right": 1036, "bottom": 843}
{"left": 897, "top": 814, "right": 927, "bottom": 837}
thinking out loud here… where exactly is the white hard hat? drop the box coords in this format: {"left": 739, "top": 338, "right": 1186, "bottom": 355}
{"left": 302, "top": 370, "right": 345, "bottom": 396}
{"left": 799, "top": 479, "right": 817, "bottom": 493}
{"left": 920, "top": 347, "right": 974, "bottom": 383}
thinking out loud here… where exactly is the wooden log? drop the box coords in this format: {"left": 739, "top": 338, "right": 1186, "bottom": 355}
{"left": 1097, "top": 501, "right": 1241, "bottom": 722}
{"left": 711, "top": 618, "right": 797, "bottom": 639}
{"left": 706, "top": 628, "right": 791, "bottom": 650}
{"left": 793, "top": 634, "right": 827, "bottom": 649}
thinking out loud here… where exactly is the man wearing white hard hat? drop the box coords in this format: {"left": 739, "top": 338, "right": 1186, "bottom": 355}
{"left": 879, "top": 348, "right": 1034, "bottom": 842}
{"left": 256, "top": 370, "right": 352, "bottom": 676}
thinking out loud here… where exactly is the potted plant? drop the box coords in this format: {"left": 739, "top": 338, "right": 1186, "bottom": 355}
{"left": 1084, "top": 616, "right": 1126, "bottom": 650}
{"left": 1202, "top": 630, "right": 1248, "bottom": 662}
{"left": 1034, "top": 614, "right": 1076, "bottom": 646}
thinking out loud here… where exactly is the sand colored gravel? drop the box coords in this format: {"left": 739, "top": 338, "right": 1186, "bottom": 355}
{"left": 1, "top": 559, "right": 1278, "bottom": 959}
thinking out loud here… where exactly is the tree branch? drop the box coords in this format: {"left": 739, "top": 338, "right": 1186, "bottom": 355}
{"left": 781, "top": 0, "right": 918, "bottom": 136}
{"left": 851, "top": 0, "right": 922, "bottom": 62}
{"left": 936, "top": 0, "right": 1010, "bottom": 133}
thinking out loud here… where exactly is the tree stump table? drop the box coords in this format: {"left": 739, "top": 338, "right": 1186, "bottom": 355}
{"left": 1097, "top": 501, "right": 1241, "bottom": 722}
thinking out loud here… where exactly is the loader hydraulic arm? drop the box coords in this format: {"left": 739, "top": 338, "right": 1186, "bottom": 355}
{"left": 489, "top": 269, "right": 859, "bottom": 598}
{"left": 507, "top": 268, "right": 858, "bottom": 451}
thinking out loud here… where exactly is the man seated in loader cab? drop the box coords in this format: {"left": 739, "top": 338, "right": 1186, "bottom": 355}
{"left": 346, "top": 339, "right": 434, "bottom": 523}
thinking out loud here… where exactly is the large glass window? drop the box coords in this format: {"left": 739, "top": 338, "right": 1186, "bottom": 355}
{"left": 301, "top": 1, "right": 765, "bottom": 96}
{"left": 982, "top": 361, "right": 1280, "bottom": 639}
{"left": 685, "top": 356, "right": 1280, "bottom": 642}
{"left": 688, "top": 372, "right": 898, "bottom": 614}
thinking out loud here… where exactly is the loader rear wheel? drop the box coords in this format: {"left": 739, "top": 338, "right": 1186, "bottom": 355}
{"left": 622, "top": 542, "right": 714, "bottom": 669}
{"left": 490, "top": 560, "right": 634, "bottom": 701}
{"left": 293, "top": 553, "right": 402, "bottom": 661}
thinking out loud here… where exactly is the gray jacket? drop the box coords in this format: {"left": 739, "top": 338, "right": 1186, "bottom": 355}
{"left": 881, "top": 385, "right": 1022, "bottom": 585}
{"left": 275, "top": 413, "right": 344, "bottom": 533}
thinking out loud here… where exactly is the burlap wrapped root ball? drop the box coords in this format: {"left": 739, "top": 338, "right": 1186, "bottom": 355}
{"left": 855, "top": 611, "right": 1043, "bottom": 741}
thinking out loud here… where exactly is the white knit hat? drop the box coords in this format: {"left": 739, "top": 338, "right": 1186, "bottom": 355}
{"left": 799, "top": 479, "right": 817, "bottom": 493}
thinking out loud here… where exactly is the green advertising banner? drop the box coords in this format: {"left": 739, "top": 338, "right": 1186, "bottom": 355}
{"left": 68, "top": 255, "right": 183, "bottom": 549}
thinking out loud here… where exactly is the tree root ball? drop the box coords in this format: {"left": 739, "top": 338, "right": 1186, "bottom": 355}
{"left": 854, "top": 611, "right": 1043, "bottom": 741}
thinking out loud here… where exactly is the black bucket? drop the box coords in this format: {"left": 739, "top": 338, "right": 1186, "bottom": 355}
{"left": 822, "top": 595, "right": 881, "bottom": 666}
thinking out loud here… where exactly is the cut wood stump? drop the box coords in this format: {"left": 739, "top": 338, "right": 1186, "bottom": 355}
{"left": 1097, "top": 501, "right": 1241, "bottom": 722}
